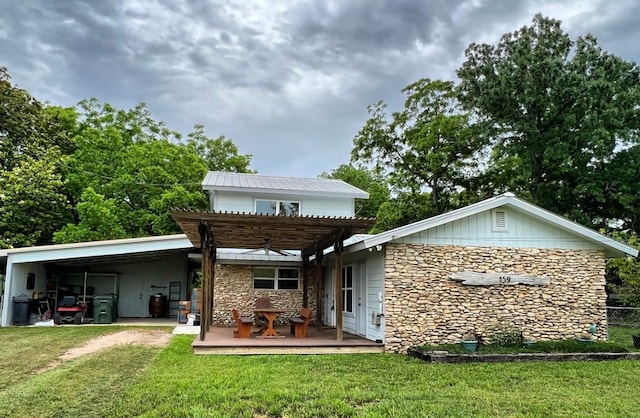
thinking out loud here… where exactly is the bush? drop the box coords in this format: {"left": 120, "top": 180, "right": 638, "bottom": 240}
{"left": 485, "top": 322, "right": 523, "bottom": 347}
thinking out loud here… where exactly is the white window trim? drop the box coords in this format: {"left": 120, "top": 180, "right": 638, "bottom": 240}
{"left": 341, "top": 264, "right": 354, "bottom": 314}
{"left": 254, "top": 199, "right": 301, "bottom": 216}
{"left": 253, "top": 267, "right": 300, "bottom": 290}
{"left": 492, "top": 209, "right": 508, "bottom": 232}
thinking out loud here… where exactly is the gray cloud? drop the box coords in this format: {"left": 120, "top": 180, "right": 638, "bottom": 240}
{"left": 1, "top": 0, "right": 638, "bottom": 177}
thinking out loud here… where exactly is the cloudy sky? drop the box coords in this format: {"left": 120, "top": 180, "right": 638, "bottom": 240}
{"left": 2, "top": 1, "right": 638, "bottom": 178}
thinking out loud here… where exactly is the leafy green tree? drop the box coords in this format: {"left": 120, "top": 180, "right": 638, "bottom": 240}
{"left": 187, "top": 124, "right": 254, "bottom": 173}
{"left": 457, "top": 14, "right": 640, "bottom": 229}
{"left": 61, "top": 101, "right": 211, "bottom": 239}
{"left": 57, "top": 100, "right": 254, "bottom": 243}
{"left": 0, "top": 68, "right": 74, "bottom": 247}
{"left": 351, "top": 78, "right": 485, "bottom": 225}
{"left": 607, "top": 233, "right": 640, "bottom": 306}
{"left": 320, "top": 164, "right": 390, "bottom": 219}
{"left": 53, "top": 188, "right": 127, "bottom": 243}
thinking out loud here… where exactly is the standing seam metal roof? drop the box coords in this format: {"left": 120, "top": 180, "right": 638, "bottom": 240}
{"left": 201, "top": 172, "right": 369, "bottom": 198}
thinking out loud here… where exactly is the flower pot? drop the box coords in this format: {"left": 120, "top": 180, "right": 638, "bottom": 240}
{"left": 461, "top": 340, "right": 478, "bottom": 353}
{"left": 633, "top": 335, "right": 640, "bottom": 349}
{"left": 576, "top": 338, "right": 594, "bottom": 344}
{"left": 523, "top": 341, "right": 536, "bottom": 348}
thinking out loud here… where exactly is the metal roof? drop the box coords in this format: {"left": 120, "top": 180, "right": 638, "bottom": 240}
{"left": 346, "top": 193, "right": 638, "bottom": 258}
{"left": 201, "top": 171, "right": 369, "bottom": 198}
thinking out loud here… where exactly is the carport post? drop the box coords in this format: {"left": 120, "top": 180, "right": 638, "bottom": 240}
{"left": 315, "top": 249, "right": 323, "bottom": 332}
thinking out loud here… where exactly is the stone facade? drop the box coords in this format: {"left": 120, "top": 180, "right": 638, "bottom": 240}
{"left": 384, "top": 244, "right": 607, "bottom": 353}
{"left": 210, "top": 264, "right": 317, "bottom": 326}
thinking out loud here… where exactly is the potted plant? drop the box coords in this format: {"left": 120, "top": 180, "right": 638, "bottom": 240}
{"left": 576, "top": 332, "right": 595, "bottom": 344}
{"left": 522, "top": 337, "right": 537, "bottom": 348}
{"left": 461, "top": 331, "right": 479, "bottom": 353}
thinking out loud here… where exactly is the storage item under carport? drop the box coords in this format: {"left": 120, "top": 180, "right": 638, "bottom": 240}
{"left": 12, "top": 294, "right": 32, "bottom": 325}
{"left": 93, "top": 295, "right": 114, "bottom": 324}
{"left": 148, "top": 294, "right": 168, "bottom": 318}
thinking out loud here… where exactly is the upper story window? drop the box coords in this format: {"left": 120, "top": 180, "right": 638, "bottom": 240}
{"left": 255, "top": 199, "right": 300, "bottom": 216}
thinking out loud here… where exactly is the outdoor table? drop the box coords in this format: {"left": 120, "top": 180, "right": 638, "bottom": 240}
{"left": 253, "top": 308, "right": 286, "bottom": 337}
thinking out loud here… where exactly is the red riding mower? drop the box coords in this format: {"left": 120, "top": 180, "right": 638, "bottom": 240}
{"left": 52, "top": 295, "right": 88, "bottom": 325}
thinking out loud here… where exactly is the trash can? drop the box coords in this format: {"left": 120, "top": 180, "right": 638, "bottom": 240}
{"left": 111, "top": 294, "right": 118, "bottom": 322}
{"left": 13, "top": 294, "right": 32, "bottom": 325}
{"left": 93, "top": 295, "right": 113, "bottom": 324}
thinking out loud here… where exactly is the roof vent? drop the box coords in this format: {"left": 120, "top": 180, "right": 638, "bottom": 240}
{"left": 492, "top": 209, "right": 508, "bottom": 231}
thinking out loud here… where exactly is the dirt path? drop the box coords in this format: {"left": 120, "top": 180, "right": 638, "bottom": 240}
{"left": 42, "top": 329, "right": 172, "bottom": 372}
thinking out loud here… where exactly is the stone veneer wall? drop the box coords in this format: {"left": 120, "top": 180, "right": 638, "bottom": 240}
{"left": 384, "top": 244, "right": 607, "bottom": 353}
{"left": 211, "top": 264, "right": 317, "bottom": 326}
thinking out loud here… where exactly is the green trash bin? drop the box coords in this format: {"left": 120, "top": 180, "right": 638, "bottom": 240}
{"left": 93, "top": 295, "right": 113, "bottom": 324}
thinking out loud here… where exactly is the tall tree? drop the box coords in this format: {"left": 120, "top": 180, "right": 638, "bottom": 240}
{"left": 187, "top": 124, "right": 254, "bottom": 173}
{"left": 352, "top": 78, "right": 485, "bottom": 224}
{"left": 457, "top": 14, "right": 640, "bottom": 229}
{"left": 55, "top": 100, "right": 253, "bottom": 243}
{"left": 320, "top": 164, "right": 390, "bottom": 219}
{"left": 0, "top": 68, "right": 74, "bottom": 247}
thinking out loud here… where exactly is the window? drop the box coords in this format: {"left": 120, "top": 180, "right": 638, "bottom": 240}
{"left": 492, "top": 209, "right": 508, "bottom": 231}
{"left": 341, "top": 265, "right": 353, "bottom": 313}
{"left": 255, "top": 199, "right": 300, "bottom": 216}
{"left": 253, "top": 267, "right": 299, "bottom": 290}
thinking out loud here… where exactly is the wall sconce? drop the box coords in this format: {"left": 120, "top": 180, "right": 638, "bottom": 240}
{"left": 375, "top": 245, "right": 383, "bottom": 252}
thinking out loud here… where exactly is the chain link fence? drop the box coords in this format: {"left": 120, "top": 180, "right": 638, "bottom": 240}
{"left": 607, "top": 307, "right": 640, "bottom": 348}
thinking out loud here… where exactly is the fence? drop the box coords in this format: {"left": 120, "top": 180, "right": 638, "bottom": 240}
{"left": 606, "top": 306, "right": 640, "bottom": 348}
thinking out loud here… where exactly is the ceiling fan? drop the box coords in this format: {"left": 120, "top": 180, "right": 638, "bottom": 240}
{"left": 242, "top": 238, "right": 294, "bottom": 256}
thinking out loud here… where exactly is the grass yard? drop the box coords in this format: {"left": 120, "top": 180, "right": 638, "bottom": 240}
{"left": 1, "top": 328, "right": 640, "bottom": 417}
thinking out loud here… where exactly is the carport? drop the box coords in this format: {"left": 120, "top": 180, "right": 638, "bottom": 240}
{"left": 0, "top": 235, "right": 195, "bottom": 326}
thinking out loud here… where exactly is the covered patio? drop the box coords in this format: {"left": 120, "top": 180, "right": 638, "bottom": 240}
{"left": 171, "top": 210, "right": 375, "bottom": 350}
{"left": 192, "top": 325, "right": 384, "bottom": 355}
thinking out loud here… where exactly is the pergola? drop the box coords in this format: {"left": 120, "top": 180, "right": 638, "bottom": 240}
{"left": 171, "top": 210, "right": 375, "bottom": 341}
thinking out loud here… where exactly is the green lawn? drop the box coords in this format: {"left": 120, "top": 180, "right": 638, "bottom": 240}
{"left": 1, "top": 328, "right": 640, "bottom": 417}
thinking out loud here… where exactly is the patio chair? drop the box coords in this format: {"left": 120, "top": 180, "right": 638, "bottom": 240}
{"left": 289, "top": 307, "right": 312, "bottom": 338}
{"left": 231, "top": 308, "right": 253, "bottom": 338}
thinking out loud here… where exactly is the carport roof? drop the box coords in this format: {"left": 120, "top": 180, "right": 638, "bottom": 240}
{"left": 171, "top": 210, "right": 375, "bottom": 258}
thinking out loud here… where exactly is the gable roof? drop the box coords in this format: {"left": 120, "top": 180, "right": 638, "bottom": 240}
{"left": 202, "top": 171, "right": 369, "bottom": 198}
{"left": 347, "top": 193, "right": 638, "bottom": 258}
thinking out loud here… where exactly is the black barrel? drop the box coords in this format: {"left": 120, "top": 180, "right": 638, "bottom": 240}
{"left": 148, "top": 294, "right": 168, "bottom": 318}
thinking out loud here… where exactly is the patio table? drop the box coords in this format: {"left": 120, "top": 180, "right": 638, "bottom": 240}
{"left": 254, "top": 308, "right": 286, "bottom": 337}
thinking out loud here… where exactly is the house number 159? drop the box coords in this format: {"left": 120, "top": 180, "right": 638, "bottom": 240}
{"left": 499, "top": 276, "right": 511, "bottom": 283}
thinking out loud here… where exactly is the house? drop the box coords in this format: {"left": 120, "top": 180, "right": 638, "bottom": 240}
{"left": 322, "top": 192, "right": 638, "bottom": 353}
{"left": 2, "top": 172, "right": 637, "bottom": 356}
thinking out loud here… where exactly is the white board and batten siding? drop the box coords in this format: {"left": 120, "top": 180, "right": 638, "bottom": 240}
{"left": 324, "top": 250, "right": 385, "bottom": 342}
{"left": 393, "top": 206, "right": 602, "bottom": 250}
{"left": 212, "top": 191, "right": 355, "bottom": 217}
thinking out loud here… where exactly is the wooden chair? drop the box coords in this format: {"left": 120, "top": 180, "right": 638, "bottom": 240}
{"left": 231, "top": 308, "right": 253, "bottom": 338}
{"left": 289, "top": 307, "right": 312, "bottom": 338}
